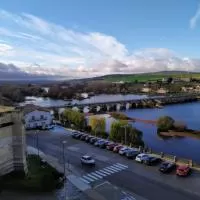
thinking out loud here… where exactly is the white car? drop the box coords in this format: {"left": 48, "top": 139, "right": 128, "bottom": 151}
{"left": 135, "top": 153, "right": 149, "bottom": 163}
{"left": 119, "top": 147, "right": 130, "bottom": 155}
{"left": 81, "top": 155, "right": 95, "bottom": 165}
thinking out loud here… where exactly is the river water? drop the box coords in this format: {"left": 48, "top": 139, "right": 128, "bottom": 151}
{"left": 123, "top": 102, "right": 200, "bottom": 163}
{"left": 20, "top": 95, "right": 200, "bottom": 163}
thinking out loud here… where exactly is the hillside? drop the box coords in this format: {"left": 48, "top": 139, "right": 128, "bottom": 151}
{"left": 99, "top": 71, "right": 200, "bottom": 82}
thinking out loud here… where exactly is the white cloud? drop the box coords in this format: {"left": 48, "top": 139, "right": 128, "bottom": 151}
{"left": 190, "top": 3, "right": 200, "bottom": 29}
{"left": 0, "top": 9, "right": 200, "bottom": 78}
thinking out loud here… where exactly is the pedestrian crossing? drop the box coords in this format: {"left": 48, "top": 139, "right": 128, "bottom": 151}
{"left": 79, "top": 163, "right": 128, "bottom": 184}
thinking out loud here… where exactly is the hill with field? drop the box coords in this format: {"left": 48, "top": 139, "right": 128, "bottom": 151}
{"left": 99, "top": 71, "right": 200, "bottom": 83}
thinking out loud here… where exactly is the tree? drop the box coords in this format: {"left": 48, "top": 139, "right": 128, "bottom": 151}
{"left": 62, "top": 109, "right": 85, "bottom": 129}
{"left": 157, "top": 116, "right": 175, "bottom": 131}
{"left": 89, "top": 116, "right": 106, "bottom": 137}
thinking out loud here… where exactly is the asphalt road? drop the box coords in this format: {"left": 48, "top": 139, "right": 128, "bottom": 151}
{"left": 26, "top": 130, "right": 200, "bottom": 200}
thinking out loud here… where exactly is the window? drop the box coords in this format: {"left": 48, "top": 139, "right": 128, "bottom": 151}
{"left": 40, "top": 115, "right": 44, "bottom": 120}
{"left": 32, "top": 116, "right": 35, "bottom": 121}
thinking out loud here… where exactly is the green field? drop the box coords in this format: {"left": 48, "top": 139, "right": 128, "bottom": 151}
{"left": 102, "top": 72, "right": 200, "bottom": 83}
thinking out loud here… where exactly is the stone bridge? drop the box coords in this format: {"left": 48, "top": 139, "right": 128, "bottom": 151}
{"left": 49, "top": 94, "right": 199, "bottom": 113}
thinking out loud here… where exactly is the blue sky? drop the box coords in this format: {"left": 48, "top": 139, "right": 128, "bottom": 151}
{"left": 0, "top": 0, "right": 200, "bottom": 77}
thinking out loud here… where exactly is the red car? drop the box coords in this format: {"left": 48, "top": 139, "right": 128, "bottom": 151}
{"left": 106, "top": 143, "right": 118, "bottom": 151}
{"left": 113, "top": 145, "right": 123, "bottom": 153}
{"left": 176, "top": 165, "right": 191, "bottom": 176}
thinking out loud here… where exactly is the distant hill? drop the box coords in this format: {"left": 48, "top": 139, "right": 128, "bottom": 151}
{"left": 97, "top": 71, "right": 200, "bottom": 83}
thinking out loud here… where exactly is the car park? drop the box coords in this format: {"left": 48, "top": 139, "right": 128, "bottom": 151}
{"left": 143, "top": 156, "right": 162, "bottom": 166}
{"left": 176, "top": 165, "right": 191, "bottom": 176}
{"left": 135, "top": 153, "right": 149, "bottom": 163}
{"left": 159, "top": 162, "right": 176, "bottom": 173}
{"left": 125, "top": 149, "right": 139, "bottom": 159}
{"left": 113, "top": 145, "right": 124, "bottom": 153}
{"left": 119, "top": 147, "right": 131, "bottom": 155}
{"left": 81, "top": 155, "right": 95, "bottom": 166}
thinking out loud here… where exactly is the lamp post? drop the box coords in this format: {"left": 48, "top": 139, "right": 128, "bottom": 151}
{"left": 35, "top": 130, "right": 39, "bottom": 157}
{"left": 122, "top": 125, "right": 129, "bottom": 145}
{"left": 62, "top": 140, "right": 67, "bottom": 180}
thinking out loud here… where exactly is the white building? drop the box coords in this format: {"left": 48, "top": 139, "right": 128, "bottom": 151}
{"left": 23, "top": 104, "right": 53, "bottom": 129}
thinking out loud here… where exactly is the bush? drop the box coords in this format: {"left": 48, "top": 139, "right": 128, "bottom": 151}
{"left": 156, "top": 116, "right": 175, "bottom": 131}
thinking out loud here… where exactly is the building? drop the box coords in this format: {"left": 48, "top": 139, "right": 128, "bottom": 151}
{"left": 0, "top": 106, "right": 27, "bottom": 176}
{"left": 156, "top": 88, "right": 169, "bottom": 94}
{"left": 23, "top": 104, "right": 53, "bottom": 130}
{"left": 141, "top": 87, "right": 151, "bottom": 93}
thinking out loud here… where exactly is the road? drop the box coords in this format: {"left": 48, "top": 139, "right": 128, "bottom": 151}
{"left": 26, "top": 129, "right": 200, "bottom": 200}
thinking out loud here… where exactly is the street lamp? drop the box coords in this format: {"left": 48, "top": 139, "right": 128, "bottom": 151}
{"left": 122, "top": 125, "right": 129, "bottom": 145}
{"left": 62, "top": 140, "right": 67, "bottom": 180}
{"left": 35, "top": 130, "right": 39, "bottom": 157}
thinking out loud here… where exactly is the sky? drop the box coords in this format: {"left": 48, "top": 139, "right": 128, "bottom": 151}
{"left": 0, "top": 0, "right": 200, "bottom": 78}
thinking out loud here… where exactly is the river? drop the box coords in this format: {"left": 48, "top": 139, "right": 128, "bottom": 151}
{"left": 20, "top": 95, "right": 200, "bottom": 163}
{"left": 123, "top": 102, "right": 200, "bottom": 163}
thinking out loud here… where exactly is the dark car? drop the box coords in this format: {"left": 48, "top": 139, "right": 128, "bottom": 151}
{"left": 85, "top": 135, "right": 93, "bottom": 142}
{"left": 159, "top": 162, "right": 176, "bottom": 173}
{"left": 80, "top": 134, "right": 88, "bottom": 141}
{"left": 99, "top": 140, "right": 110, "bottom": 148}
{"left": 74, "top": 133, "right": 82, "bottom": 139}
{"left": 106, "top": 143, "right": 118, "bottom": 151}
{"left": 72, "top": 132, "right": 79, "bottom": 138}
{"left": 143, "top": 156, "right": 162, "bottom": 166}
{"left": 125, "top": 150, "right": 139, "bottom": 159}
{"left": 90, "top": 137, "right": 98, "bottom": 144}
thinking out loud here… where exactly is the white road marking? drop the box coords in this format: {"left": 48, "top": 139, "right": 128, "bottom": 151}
{"left": 105, "top": 166, "right": 119, "bottom": 172}
{"left": 109, "top": 165, "right": 122, "bottom": 171}
{"left": 99, "top": 169, "right": 111, "bottom": 175}
{"left": 114, "top": 164, "right": 128, "bottom": 169}
{"left": 95, "top": 171, "right": 107, "bottom": 176}
{"left": 82, "top": 175, "right": 95, "bottom": 182}
{"left": 79, "top": 177, "right": 90, "bottom": 184}
{"left": 86, "top": 174, "right": 99, "bottom": 180}
{"left": 116, "top": 163, "right": 128, "bottom": 168}
{"left": 91, "top": 172, "right": 103, "bottom": 179}
{"left": 102, "top": 168, "right": 116, "bottom": 173}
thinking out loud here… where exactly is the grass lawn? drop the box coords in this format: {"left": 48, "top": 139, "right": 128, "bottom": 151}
{"left": 0, "top": 155, "right": 64, "bottom": 192}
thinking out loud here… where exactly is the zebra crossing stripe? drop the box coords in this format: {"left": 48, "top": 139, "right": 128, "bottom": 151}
{"left": 95, "top": 171, "right": 107, "bottom": 176}
{"left": 109, "top": 165, "right": 122, "bottom": 171}
{"left": 103, "top": 167, "right": 116, "bottom": 173}
{"left": 86, "top": 174, "right": 99, "bottom": 180}
{"left": 79, "top": 177, "right": 90, "bottom": 184}
{"left": 114, "top": 164, "right": 127, "bottom": 170}
{"left": 106, "top": 166, "right": 119, "bottom": 172}
{"left": 99, "top": 169, "right": 111, "bottom": 175}
{"left": 91, "top": 172, "right": 103, "bottom": 179}
{"left": 116, "top": 163, "right": 128, "bottom": 168}
{"left": 83, "top": 175, "right": 95, "bottom": 182}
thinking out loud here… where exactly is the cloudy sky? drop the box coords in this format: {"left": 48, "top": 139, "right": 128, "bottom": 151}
{"left": 0, "top": 0, "right": 200, "bottom": 78}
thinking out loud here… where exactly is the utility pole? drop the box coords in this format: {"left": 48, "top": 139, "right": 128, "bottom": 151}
{"left": 122, "top": 125, "right": 128, "bottom": 145}
{"left": 35, "top": 130, "right": 39, "bottom": 157}
{"left": 62, "top": 140, "right": 67, "bottom": 180}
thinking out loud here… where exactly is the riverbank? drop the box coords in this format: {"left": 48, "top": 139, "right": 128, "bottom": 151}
{"left": 160, "top": 130, "right": 200, "bottom": 139}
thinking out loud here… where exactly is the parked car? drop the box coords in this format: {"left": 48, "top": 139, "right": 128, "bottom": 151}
{"left": 99, "top": 140, "right": 110, "bottom": 148}
{"left": 85, "top": 135, "right": 93, "bottom": 142}
{"left": 72, "top": 132, "right": 79, "bottom": 138}
{"left": 113, "top": 145, "right": 123, "bottom": 153}
{"left": 143, "top": 156, "right": 162, "bottom": 166}
{"left": 80, "top": 134, "right": 88, "bottom": 141}
{"left": 135, "top": 153, "right": 149, "bottom": 163}
{"left": 125, "top": 149, "right": 139, "bottom": 159}
{"left": 90, "top": 137, "right": 98, "bottom": 144}
{"left": 176, "top": 165, "right": 191, "bottom": 176}
{"left": 94, "top": 139, "right": 104, "bottom": 147}
{"left": 119, "top": 147, "right": 131, "bottom": 155}
{"left": 159, "top": 162, "right": 176, "bottom": 173}
{"left": 106, "top": 142, "right": 118, "bottom": 151}
{"left": 74, "top": 133, "right": 82, "bottom": 139}
{"left": 81, "top": 155, "right": 95, "bottom": 166}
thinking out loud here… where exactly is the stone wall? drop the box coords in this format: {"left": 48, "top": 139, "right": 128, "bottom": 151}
{"left": 0, "top": 110, "right": 27, "bottom": 176}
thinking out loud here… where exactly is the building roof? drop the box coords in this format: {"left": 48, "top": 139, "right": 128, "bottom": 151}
{"left": 0, "top": 106, "right": 15, "bottom": 113}
{"left": 22, "top": 104, "right": 50, "bottom": 115}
